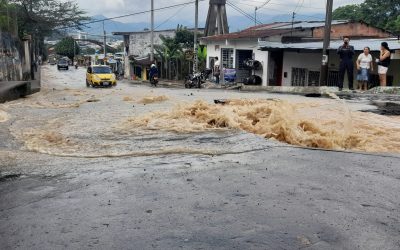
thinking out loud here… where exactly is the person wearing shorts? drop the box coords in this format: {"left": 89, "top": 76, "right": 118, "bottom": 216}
{"left": 356, "top": 47, "right": 373, "bottom": 91}
{"left": 377, "top": 42, "right": 391, "bottom": 87}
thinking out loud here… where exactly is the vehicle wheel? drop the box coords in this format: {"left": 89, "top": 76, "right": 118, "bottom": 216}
{"left": 86, "top": 80, "right": 90, "bottom": 87}
{"left": 197, "top": 79, "right": 201, "bottom": 89}
{"left": 184, "top": 79, "right": 190, "bottom": 89}
{"left": 57, "top": 67, "right": 60, "bottom": 70}
{"left": 66, "top": 67, "right": 69, "bottom": 70}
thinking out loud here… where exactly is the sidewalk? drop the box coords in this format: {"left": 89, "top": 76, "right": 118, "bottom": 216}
{"left": 129, "top": 78, "right": 400, "bottom": 98}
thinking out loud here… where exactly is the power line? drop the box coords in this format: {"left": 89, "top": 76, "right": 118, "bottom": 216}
{"left": 227, "top": 1, "right": 263, "bottom": 25}
{"left": 232, "top": 1, "right": 324, "bottom": 21}
{"left": 229, "top": 0, "right": 325, "bottom": 10}
{"left": 155, "top": 4, "right": 188, "bottom": 30}
{"left": 55, "top": 1, "right": 205, "bottom": 31}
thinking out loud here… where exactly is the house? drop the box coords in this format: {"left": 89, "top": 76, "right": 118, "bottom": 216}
{"left": 201, "top": 20, "right": 395, "bottom": 87}
{"left": 113, "top": 28, "right": 204, "bottom": 80}
{"left": 259, "top": 38, "right": 400, "bottom": 87}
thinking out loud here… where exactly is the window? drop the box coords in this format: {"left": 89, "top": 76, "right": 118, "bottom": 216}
{"left": 93, "top": 67, "right": 112, "bottom": 74}
{"left": 221, "top": 48, "right": 234, "bottom": 68}
{"left": 291, "top": 68, "right": 306, "bottom": 86}
{"left": 291, "top": 68, "right": 321, "bottom": 86}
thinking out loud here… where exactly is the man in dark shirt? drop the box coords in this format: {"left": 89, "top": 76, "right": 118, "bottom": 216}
{"left": 337, "top": 36, "right": 355, "bottom": 90}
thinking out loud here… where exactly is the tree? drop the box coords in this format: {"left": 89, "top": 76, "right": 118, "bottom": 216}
{"left": 175, "top": 25, "right": 194, "bottom": 49}
{"left": 333, "top": 0, "right": 400, "bottom": 34}
{"left": 155, "top": 35, "right": 183, "bottom": 79}
{"left": 55, "top": 37, "right": 79, "bottom": 61}
{"left": 7, "top": 0, "right": 89, "bottom": 57}
{"left": 332, "top": 4, "right": 362, "bottom": 21}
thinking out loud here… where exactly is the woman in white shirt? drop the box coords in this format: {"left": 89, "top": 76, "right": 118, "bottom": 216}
{"left": 356, "top": 47, "right": 373, "bottom": 91}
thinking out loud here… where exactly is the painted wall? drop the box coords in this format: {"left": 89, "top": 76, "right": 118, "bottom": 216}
{"left": 282, "top": 51, "right": 322, "bottom": 86}
{"left": 205, "top": 39, "right": 269, "bottom": 86}
{"left": 129, "top": 30, "right": 175, "bottom": 58}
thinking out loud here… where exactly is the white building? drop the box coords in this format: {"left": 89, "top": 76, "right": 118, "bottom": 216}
{"left": 201, "top": 21, "right": 394, "bottom": 87}
{"left": 113, "top": 28, "right": 204, "bottom": 79}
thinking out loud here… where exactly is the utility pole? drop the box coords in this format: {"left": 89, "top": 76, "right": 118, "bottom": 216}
{"left": 254, "top": 7, "right": 257, "bottom": 26}
{"left": 291, "top": 12, "right": 296, "bottom": 37}
{"left": 193, "top": 0, "right": 199, "bottom": 73}
{"left": 319, "top": 0, "right": 333, "bottom": 86}
{"left": 73, "top": 38, "right": 76, "bottom": 64}
{"left": 103, "top": 21, "right": 107, "bottom": 62}
{"left": 150, "top": 0, "right": 154, "bottom": 62}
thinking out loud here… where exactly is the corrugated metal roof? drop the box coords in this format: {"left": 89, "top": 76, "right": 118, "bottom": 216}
{"left": 202, "top": 21, "right": 351, "bottom": 42}
{"left": 269, "top": 20, "right": 348, "bottom": 30}
{"left": 259, "top": 38, "right": 400, "bottom": 51}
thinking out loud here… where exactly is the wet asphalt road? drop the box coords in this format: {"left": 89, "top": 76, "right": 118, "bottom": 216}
{"left": 0, "top": 65, "right": 399, "bottom": 250}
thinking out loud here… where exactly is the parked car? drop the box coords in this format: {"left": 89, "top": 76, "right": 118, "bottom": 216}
{"left": 86, "top": 65, "right": 117, "bottom": 87}
{"left": 57, "top": 59, "right": 69, "bottom": 70}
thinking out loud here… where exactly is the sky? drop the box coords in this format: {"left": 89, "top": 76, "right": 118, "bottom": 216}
{"left": 74, "top": 0, "right": 365, "bottom": 27}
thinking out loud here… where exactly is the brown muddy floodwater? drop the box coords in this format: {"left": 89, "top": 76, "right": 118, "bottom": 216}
{"left": 5, "top": 65, "right": 400, "bottom": 156}
{"left": 120, "top": 99, "right": 400, "bottom": 154}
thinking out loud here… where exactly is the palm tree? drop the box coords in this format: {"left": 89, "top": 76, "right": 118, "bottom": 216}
{"left": 155, "top": 35, "right": 183, "bottom": 80}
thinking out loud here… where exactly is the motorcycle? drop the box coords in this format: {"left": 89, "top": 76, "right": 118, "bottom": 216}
{"left": 150, "top": 75, "right": 158, "bottom": 87}
{"left": 185, "top": 71, "right": 207, "bottom": 89}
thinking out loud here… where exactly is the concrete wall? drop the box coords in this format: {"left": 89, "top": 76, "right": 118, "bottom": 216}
{"left": 129, "top": 30, "right": 175, "bottom": 57}
{"left": 313, "top": 22, "right": 391, "bottom": 40}
{"left": 205, "top": 39, "right": 269, "bottom": 86}
{"left": 0, "top": 32, "right": 23, "bottom": 81}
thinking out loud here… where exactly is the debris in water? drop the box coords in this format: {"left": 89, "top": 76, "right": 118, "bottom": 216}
{"left": 214, "top": 99, "right": 227, "bottom": 105}
{"left": 86, "top": 98, "right": 100, "bottom": 103}
{"left": 139, "top": 95, "right": 169, "bottom": 104}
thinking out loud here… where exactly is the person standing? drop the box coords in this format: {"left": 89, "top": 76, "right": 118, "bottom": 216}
{"left": 356, "top": 47, "right": 373, "bottom": 91}
{"left": 337, "top": 37, "right": 355, "bottom": 90}
{"left": 214, "top": 56, "right": 220, "bottom": 84}
{"left": 376, "top": 42, "right": 391, "bottom": 87}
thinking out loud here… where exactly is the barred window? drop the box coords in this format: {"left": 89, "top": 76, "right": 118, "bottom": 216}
{"left": 221, "top": 48, "right": 234, "bottom": 68}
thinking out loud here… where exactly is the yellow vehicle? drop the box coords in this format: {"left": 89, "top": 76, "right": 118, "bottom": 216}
{"left": 86, "top": 65, "right": 117, "bottom": 87}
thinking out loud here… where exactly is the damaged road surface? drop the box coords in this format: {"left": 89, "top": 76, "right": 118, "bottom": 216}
{"left": 0, "top": 65, "right": 399, "bottom": 249}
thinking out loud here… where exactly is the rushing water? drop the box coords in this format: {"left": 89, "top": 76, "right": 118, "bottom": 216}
{"left": 4, "top": 65, "right": 400, "bottom": 158}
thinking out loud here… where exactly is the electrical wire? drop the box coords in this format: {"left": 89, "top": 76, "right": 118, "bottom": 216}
{"left": 155, "top": 4, "right": 188, "bottom": 30}
{"left": 55, "top": 0, "right": 205, "bottom": 31}
{"left": 227, "top": 1, "right": 263, "bottom": 25}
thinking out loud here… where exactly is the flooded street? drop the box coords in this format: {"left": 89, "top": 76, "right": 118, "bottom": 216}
{"left": 1, "top": 65, "right": 400, "bottom": 249}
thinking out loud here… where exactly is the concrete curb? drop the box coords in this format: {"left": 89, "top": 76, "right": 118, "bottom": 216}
{"left": 0, "top": 67, "right": 41, "bottom": 103}
{"left": 0, "top": 81, "right": 31, "bottom": 103}
{"left": 127, "top": 79, "right": 400, "bottom": 98}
